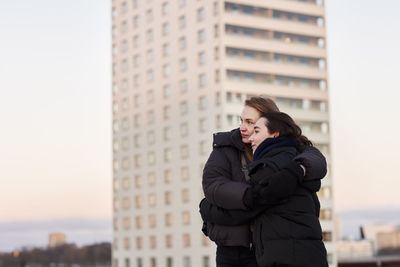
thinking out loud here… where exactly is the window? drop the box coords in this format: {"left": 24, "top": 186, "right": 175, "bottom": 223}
{"left": 135, "top": 175, "right": 142, "bottom": 188}
{"left": 199, "top": 73, "right": 206, "bottom": 87}
{"left": 214, "top": 24, "right": 219, "bottom": 38}
{"left": 179, "top": 36, "right": 186, "bottom": 50}
{"left": 180, "top": 79, "right": 187, "bottom": 93}
{"left": 167, "top": 258, "right": 173, "bottom": 267}
{"left": 136, "top": 237, "right": 143, "bottom": 249}
{"left": 166, "top": 236, "right": 173, "bottom": 249}
{"left": 198, "top": 51, "right": 206, "bottom": 65}
{"left": 133, "top": 0, "right": 139, "bottom": 8}
{"left": 135, "top": 195, "right": 143, "bottom": 208}
{"left": 165, "top": 213, "right": 172, "bottom": 226}
{"left": 122, "top": 58, "right": 128, "bottom": 72}
{"left": 134, "top": 155, "right": 142, "bottom": 168}
{"left": 121, "top": 39, "right": 128, "bottom": 52}
{"left": 163, "top": 84, "right": 170, "bottom": 97}
{"left": 136, "top": 258, "right": 143, "bottom": 267}
{"left": 122, "top": 177, "right": 130, "bottom": 189}
{"left": 183, "top": 233, "right": 191, "bottom": 247}
{"left": 179, "top": 15, "right": 186, "bottom": 28}
{"left": 150, "top": 258, "right": 156, "bottom": 267}
{"left": 133, "top": 55, "right": 140, "bottom": 67}
{"left": 125, "top": 258, "right": 130, "bottom": 267}
{"left": 164, "top": 169, "right": 172, "bottom": 184}
{"left": 124, "top": 238, "right": 130, "bottom": 250}
{"left": 135, "top": 216, "right": 143, "bottom": 229}
{"left": 213, "top": 1, "right": 218, "bottom": 16}
{"left": 146, "top": 29, "right": 153, "bottom": 42}
{"left": 183, "top": 256, "right": 191, "bottom": 267}
{"left": 163, "top": 43, "right": 169, "bottom": 56}
{"left": 181, "top": 144, "right": 189, "bottom": 158}
{"left": 203, "top": 256, "right": 210, "bottom": 267}
{"left": 179, "top": 0, "right": 185, "bottom": 7}
{"left": 147, "top": 90, "right": 154, "bottom": 103}
{"left": 133, "top": 35, "right": 139, "bottom": 47}
{"left": 147, "top": 69, "right": 154, "bottom": 82}
{"left": 147, "top": 49, "right": 153, "bottom": 62}
{"left": 181, "top": 166, "right": 189, "bottom": 180}
{"left": 165, "top": 191, "right": 172, "bottom": 205}
{"left": 122, "top": 79, "right": 128, "bottom": 90}
{"left": 200, "top": 140, "right": 207, "bottom": 155}
{"left": 182, "top": 188, "right": 190, "bottom": 203}
{"left": 113, "top": 198, "right": 119, "bottom": 211}
{"left": 215, "top": 69, "right": 220, "bottom": 83}
{"left": 164, "top": 127, "right": 171, "bottom": 141}
{"left": 199, "top": 96, "right": 207, "bottom": 110}
{"left": 162, "top": 23, "right": 169, "bottom": 36}
{"left": 147, "top": 130, "right": 155, "bottom": 145}
{"left": 146, "top": 9, "right": 153, "bottom": 22}
{"left": 133, "top": 15, "right": 140, "bottom": 28}
{"left": 163, "top": 106, "right": 170, "bottom": 119}
{"left": 147, "top": 110, "right": 155, "bottom": 124}
{"left": 149, "top": 214, "right": 156, "bottom": 228}
{"left": 119, "top": 3, "right": 127, "bottom": 14}
{"left": 121, "top": 20, "right": 128, "bottom": 33}
{"left": 122, "top": 137, "right": 129, "bottom": 150}
{"left": 113, "top": 218, "right": 118, "bottom": 231}
{"left": 164, "top": 148, "right": 171, "bottom": 162}
{"left": 123, "top": 217, "right": 130, "bottom": 230}
{"left": 148, "top": 172, "right": 156, "bottom": 186}
{"left": 149, "top": 235, "right": 157, "bottom": 249}
{"left": 162, "top": 2, "right": 169, "bottom": 15}
{"left": 180, "top": 122, "right": 188, "bottom": 137}
{"left": 322, "top": 231, "right": 332, "bottom": 242}
{"left": 147, "top": 152, "right": 155, "bottom": 165}
{"left": 180, "top": 101, "right": 188, "bottom": 115}
{"left": 197, "top": 7, "right": 205, "bottom": 21}
{"left": 163, "top": 64, "right": 170, "bottom": 77}
{"left": 182, "top": 211, "right": 190, "bottom": 224}
{"left": 198, "top": 29, "right": 205, "bottom": 43}
{"left": 180, "top": 58, "right": 187, "bottom": 71}
{"left": 122, "top": 156, "right": 129, "bottom": 169}
{"left": 134, "top": 74, "right": 140, "bottom": 87}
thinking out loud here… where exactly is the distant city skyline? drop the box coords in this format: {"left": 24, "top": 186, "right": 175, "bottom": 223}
{"left": 1, "top": 0, "right": 400, "bottom": 251}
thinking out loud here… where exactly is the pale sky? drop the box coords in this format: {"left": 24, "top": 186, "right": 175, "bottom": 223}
{"left": 0, "top": 0, "right": 400, "bottom": 226}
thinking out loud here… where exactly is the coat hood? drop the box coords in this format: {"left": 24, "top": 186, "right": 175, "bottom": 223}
{"left": 212, "top": 128, "right": 245, "bottom": 151}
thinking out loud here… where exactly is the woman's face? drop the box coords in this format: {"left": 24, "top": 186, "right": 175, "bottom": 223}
{"left": 239, "top": 106, "right": 261, "bottom": 144}
{"left": 248, "top": 117, "right": 277, "bottom": 152}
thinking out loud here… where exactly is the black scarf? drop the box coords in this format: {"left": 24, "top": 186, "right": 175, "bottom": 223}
{"left": 253, "top": 137, "right": 297, "bottom": 161}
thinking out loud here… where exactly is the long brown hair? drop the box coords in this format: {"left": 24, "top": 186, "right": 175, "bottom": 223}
{"left": 243, "top": 96, "right": 280, "bottom": 160}
{"left": 262, "top": 111, "right": 313, "bottom": 151}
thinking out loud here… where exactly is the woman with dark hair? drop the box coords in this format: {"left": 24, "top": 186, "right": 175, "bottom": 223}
{"left": 201, "top": 111, "right": 328, "bottom": 267}
{"left": 201, "top": 96, "right": 327, "bottom": 267}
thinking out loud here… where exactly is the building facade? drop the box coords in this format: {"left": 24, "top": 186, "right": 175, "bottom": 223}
{"left": 111, "top": 0, "right": 335, "bottom": 266}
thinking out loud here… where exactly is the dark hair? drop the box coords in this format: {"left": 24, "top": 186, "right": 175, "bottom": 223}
{"left": 243, "top": 96, "right": 280, "bottom": 161}
{"left": 244, "top": 96, "right": 280, "bottom": 114}
{"left": 262, "top": 111, "right": 312, "bottom": 150}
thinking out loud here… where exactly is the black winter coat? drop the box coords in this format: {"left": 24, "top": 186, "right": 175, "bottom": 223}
{"left": 201, "top": 145, "right": 328, "bottom": 267}
{"left": 202, "top": 128, "right": 327, "bottom": 248}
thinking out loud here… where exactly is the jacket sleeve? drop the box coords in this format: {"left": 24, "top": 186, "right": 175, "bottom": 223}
{"left": 294, "top": 146, "right": 327, "bottom": 181}
{"left": 252, "top": 161, "right": 303, "bottom": 206}
{"left": 202, "top": 148, "right": 250, "bottom": 210}
{"left": 199, "top": 198, "right": 265, "bottom": 226}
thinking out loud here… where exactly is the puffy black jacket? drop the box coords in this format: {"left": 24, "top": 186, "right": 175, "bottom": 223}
{"left": 202, "top": 128, "right": 327, "bottom": 248}
{"left": 201, "top": 145, "right": 328, "bottom": 267}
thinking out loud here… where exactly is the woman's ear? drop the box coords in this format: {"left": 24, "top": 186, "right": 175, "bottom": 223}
{"left": 274, "top": 132, "right": 280, "bottom": 138}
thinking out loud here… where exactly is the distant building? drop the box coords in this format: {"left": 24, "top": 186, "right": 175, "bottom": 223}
{"left": 376, "top": 231, "right": 400, "bottom": 253}
{"left": 336, "top": 240, "right": 374, "bottom": 259}
{"left": 361, "top": 224, "right": 398, "bottom": 251}
{"left": 48, "top": 233, "right": 66, "bottom": 248}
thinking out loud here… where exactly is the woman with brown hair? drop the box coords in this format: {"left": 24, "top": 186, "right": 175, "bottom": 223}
{"left": 201, "top": 97, "right": 327, "bottom": 267}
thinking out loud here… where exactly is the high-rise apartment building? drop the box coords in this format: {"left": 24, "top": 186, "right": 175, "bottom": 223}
{"left": 112, "top": 0, "right": 335, "bottom": 266}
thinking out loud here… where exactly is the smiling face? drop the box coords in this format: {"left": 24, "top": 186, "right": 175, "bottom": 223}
{"left": 239, "top": 105, "right": 261, "bottom": 144}
{"left": 248, "top": 117, "right": 277, "bottom": 152}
